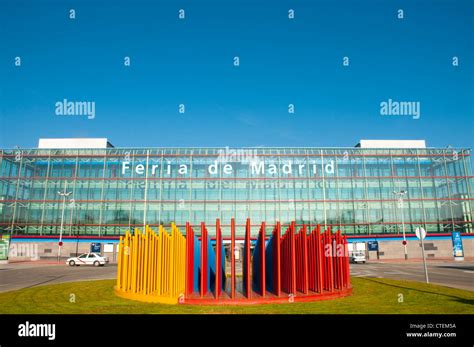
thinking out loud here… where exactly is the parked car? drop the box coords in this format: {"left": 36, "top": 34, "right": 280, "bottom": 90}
{"left": 350, "top": 250, "right": 366, "bottom": 264}
{"left": 348, "top": 242, "right": 367, "bottom": 263}
{"left": 66, "top": 253, "right": 109, "bottom": 267}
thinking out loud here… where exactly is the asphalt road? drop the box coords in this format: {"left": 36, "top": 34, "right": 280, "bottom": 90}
{"left": 0, "top": 262, "right": 117, "bottom": 293}
{"left": 351, "top": 261, "right": 474, "bottom": 291}
{"left": 0, "top": 260, "right": 472, "bottom": 293}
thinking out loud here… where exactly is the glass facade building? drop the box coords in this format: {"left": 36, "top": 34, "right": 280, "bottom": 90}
{"left": 0, "top": 146, "right": 472, "bottom": 237}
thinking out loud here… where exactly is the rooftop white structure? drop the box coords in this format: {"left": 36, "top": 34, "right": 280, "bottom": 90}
{"left": 356, "top": 140, "right": 426, "bottom": 149}
{"left": 38, "top": 138, "right": 113, "bottom": 149}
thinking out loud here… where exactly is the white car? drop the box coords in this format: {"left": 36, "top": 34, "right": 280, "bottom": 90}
{"left": 67, "top": 253, "right": 109, "bottom": 267}
{"left": 350, "top": 251, "right": 366, "bottom": 264}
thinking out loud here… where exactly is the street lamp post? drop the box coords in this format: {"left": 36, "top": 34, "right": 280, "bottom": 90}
{"left": 393, "top": 190, "right": 408, "bottom": 260}
{"left": 57, "top": 182, "right": 72, "bottom": 263}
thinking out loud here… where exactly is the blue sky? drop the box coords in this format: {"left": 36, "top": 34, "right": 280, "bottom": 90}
{"left": 0, "top": 0, "right": 472, "bottom": 149}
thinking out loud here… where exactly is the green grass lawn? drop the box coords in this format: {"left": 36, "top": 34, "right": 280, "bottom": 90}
{"left": 0, "top": 278, "right": 472, "bottom": 314}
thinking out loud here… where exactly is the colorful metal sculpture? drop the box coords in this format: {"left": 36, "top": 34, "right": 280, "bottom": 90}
{"left": 115, "top": 218, "right": 352, "bottom": 305}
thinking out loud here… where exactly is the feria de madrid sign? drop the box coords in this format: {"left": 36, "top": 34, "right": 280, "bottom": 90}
{"left": 120, "top": 148, "right": 336, "bottom": 177}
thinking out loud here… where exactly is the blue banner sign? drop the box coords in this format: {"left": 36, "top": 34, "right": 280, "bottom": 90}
{"left": 367, "top": 241, "right": 379, "bottom": 251}
{"left": 451, "top": 232, "right": 464, "bottom": 259}
{"left": 90, "top": 243, "right": 101, "bottom": 253}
